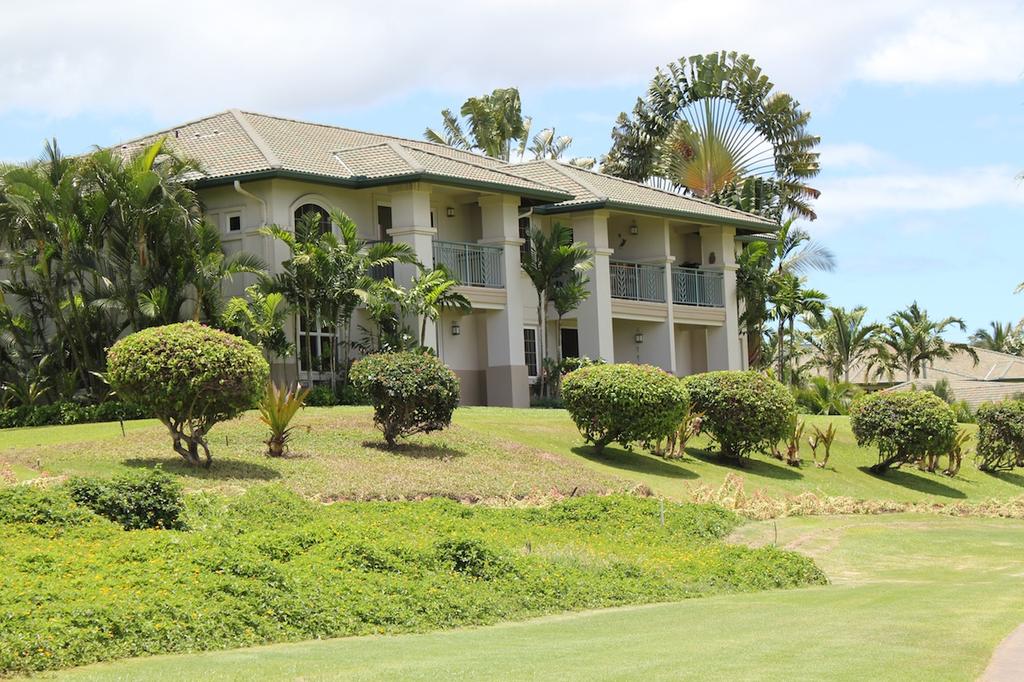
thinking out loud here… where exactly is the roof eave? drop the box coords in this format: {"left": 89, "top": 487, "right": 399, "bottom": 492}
{"left": 532, "top": 199, "right": 778, "bottom": 233}
{"left": 194, "top": 169, "right": 573, "bottom": 202}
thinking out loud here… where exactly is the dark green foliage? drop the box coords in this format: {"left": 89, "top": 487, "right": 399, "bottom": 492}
{"left": 683, "top": 371, "right": 795, "bottom": 459}
{"left": 0, "top": 487, "right": 824, "bottom": 675}
{"left": 65, "top": 470, "right": 184, "bottom": 530}
{"left": 0, "top": 400, "right": 144, "bottom": 429}
{"left": 106, "top": 322, "right": 268, "bottom": 466}
{"left": 350, "top": 352, "right": 460, "bottom": 446}
{"left": 0, "top": 486, "right": 94, "bottom": 527}
{"left": 562, "top": 363, "right": 688, "bottom": 453}
{"left": 976, "top": 400, "right": 1024, "bottom": 472}
{"left": 850, "top": 391, "right": 957, "bottom": 474}
{"left": 304, "top": 384, "right": 368, "bottom": 407}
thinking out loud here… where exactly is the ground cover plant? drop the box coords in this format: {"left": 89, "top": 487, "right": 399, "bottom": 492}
{"left": 562, "top": 363, "right": 688, "bottom": 453}
{"left": 0, "top": 484, "right": 824, "bottom": 675}
{"left": 107, "top": 322, "right": 268, "bottom": 467}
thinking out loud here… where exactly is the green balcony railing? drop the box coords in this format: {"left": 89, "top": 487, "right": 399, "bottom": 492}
{"left": 432, "top": 240, "right": 504, "bottom": 288}
{"left": 671, "top": 267, "right": 724, "bottom": 308}
{"left": 609, "top": 260, "right": 666, "bottom": 302}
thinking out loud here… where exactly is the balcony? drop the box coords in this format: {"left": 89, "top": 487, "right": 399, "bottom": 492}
{"left": 609, "top": 260, "right": 666, "bottom": 303}
{"left": 433, "top": 240, "right": 504, "bottom": 288}
{"left": 671, "top": 266, "right": 724, "bottom": 308}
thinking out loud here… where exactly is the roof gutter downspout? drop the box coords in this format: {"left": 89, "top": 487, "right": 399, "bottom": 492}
{"left": 233, "top": 180, "right": 267, "bottom": 226}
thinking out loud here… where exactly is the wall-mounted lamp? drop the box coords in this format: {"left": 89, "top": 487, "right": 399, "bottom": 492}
{"left": 708, "top": 251, "right": 717, "bottom": 264}
{"left": 446, "top": 206, "right": 456, "bottom": 218}
{"left": 451, "top": 321, "right": 461, "bottom": 336}
{"left": 629, "top": 221, "right": 639, "bottom": 235}
{"left": 634, "top": 330, "right": 644, "bottom": 344}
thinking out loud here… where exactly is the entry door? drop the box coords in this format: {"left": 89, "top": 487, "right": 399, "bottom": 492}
{"left": 561, "top": 328, "right": 579, "bottom": 359}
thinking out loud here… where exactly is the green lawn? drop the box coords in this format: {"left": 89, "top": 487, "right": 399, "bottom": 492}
{"left": 46, "top": 513, "right": 1024, "bottom": 682}
{"left": 3, "top": 407, "right": 1022, "bottom": 506}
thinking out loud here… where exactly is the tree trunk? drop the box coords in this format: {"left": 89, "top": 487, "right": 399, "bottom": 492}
{"left": 536, "top": 292, "right": 547, "bottom": 398}
{"left": 303, "top": 299, "right": 314, "bottom": 387}
{"left": 777, "top": 317, "right": 786, "bottom": 383}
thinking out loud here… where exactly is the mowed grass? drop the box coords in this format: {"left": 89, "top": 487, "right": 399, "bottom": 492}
{"left": 455, "top": 409, "right": 1024, "bottom": 504}
{"left": 0, "top": 408, "right": 625, "bottom": 501}
{"left": 3, "top": 408, "right": 1023, "bottom": 505}
{"left": 47, "top": 513, "right": 1024, "bottom": 682}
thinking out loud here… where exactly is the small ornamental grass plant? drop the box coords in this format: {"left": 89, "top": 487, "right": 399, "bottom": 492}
{"left": 106, "top": 322, "right": 268, "bottom": 467}
{"left": 259, "top": 383, "right": 311, "bottom": 457}
{"left": 562, "top": 363, "right": 688, "bottom": 453}
{"left": 350, "top": 351, "right": 460, "bottom": 447}
{"left": 975, "top": 400, "right": 1024, "bottom": 472}
{"left": 850, "top": 391, "right": 956, "bottom": 474}
{"left": 682, "top": 371, "right": 795, "bottom": 461}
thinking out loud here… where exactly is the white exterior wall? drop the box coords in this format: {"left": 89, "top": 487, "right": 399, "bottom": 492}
{"left": 197, "top": 179, "right": 748, "bottom": 404}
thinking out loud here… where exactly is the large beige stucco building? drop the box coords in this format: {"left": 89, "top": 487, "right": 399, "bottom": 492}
{"left": 122, "top": 110, "right": 778, "bottom": 406}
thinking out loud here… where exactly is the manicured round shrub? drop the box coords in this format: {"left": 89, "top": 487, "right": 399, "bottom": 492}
{"left": 976, "top": 400, "right": 1024, "bottom": 472}
{"left": 349, "top": 351, "right": 460, "bottom": 447}
{"left": 682, "top": 371, "right": 795, "bottom": 460}
{"left": 562, "top": 363, "right": 688, "bottom": 453}
{"left": 107, "top": 322, "right": 268, "bottom": 467}
{"left": 849, "top": 390, "right": 956, "bottom": 474}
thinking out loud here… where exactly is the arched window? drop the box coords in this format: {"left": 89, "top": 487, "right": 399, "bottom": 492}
{"left": 294, "top": 203, "right": 332, "bottom": 235}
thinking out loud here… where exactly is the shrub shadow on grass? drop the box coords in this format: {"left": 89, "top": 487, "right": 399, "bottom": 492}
{"left": 686, "top": 448, "right": 803, "bottom": 480}
{"left": 857, "top": 466, "right": 966, "bottom": 499}
{"left": 982, "top": 470, "right": 1024, "bottom": 488}
{"left": 571, "top": 446, "right": 698, "bottom": 480}
{"left": 122, "top": 458, "right": 282, "bottom": 480}
{"left": 360, "top": 441, "right": 467, "bottom": 460}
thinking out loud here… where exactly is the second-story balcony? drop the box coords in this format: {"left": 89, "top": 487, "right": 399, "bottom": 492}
{"left": 671, "top": 266, "right": 724, "bottom": 308}
{"left": 610, "top": 260, "right": 666, "bottom": 303}
{"left": 433, "top": 240, "right": 504, "bottom": 288}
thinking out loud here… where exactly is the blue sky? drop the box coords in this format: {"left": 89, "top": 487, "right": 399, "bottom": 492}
{"left": 2, "top": 0, "right": 1021, "bottom": 340}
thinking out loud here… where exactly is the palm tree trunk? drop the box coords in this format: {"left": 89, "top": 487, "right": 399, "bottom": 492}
{"left": 537, "top": 292, "right": 547, "bottom": 398}
{"left": 303, "top": 301, "right": 313, "bottom": 387}
{"left": 777, "top": 317, "right": 786, "bottom": 383}
{"left": 788, "top": 316, "right": 796, "bottom": 385}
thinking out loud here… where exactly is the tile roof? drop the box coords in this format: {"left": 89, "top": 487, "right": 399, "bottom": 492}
{"left": 836, "top": 347, "right": 1024, "bottom": 385}
{"left": 112, "top": 110, "right": 570, "bottom": 201}
{"left": 112, "top": 110, "right": 778, "bottom": 230}
{"left": 885, "top": 378, "right": 1024, "bottom": 410}
{"left": 511, "top": 160, "right": 778, "bottom": 231}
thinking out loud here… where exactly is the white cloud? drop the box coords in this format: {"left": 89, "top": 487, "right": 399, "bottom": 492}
{"left": 858, "top": 4, "right": 1024, "bottom": 84}
{"left": 0, "top": 0, "right": 1021, "bottom": 121}
{"left": 814, "top": 164, "right": 1024, "bottom": 227}
{"left": 817, "top": 143, "right": 890, "bottom": 171}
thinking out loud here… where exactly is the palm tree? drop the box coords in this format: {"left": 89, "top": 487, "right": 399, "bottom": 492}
{"left": 603, "top": 52, "right": 821, "bottom": 221}
{"left": 551, "top": 271, "right": 590, "bottom": 364}
{"left": 405, "top": 267, "right": 472, "bottom": 347}
{"left": 221, "top": 284, "right": 293, "bottom": 363}
{"left": 520, "top": 223, "right": 592, "bottom": 397}
{"left": 796, "top": 376, "right": 861, "bottom": 415}
{"left": 769, "top": 272, "right": 826, "bottom": 384}
{"left": 869, "top": 303, "right": 979, "bottom": 381}
{"left": 190, "top": 221, "right": 265, "bottom": 323}
{"left": 970, "top": 321, "right": 1021, "bottom": 355}
{"left": 805, "top": 306, "right": 881, "bottom": 382}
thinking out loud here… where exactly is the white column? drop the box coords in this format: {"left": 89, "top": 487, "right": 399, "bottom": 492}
{"left": 479, "top": 195, "right": 529, "bottom": 407}
{"left": 571, "top": 211, "right": 614, "bottom": 362}
{"left": 389, "top": 185, "right": 436, "bottom": 350}
{"left": 700, "top": 224, "right": 742, "bottom": 370}
{"left": 660, "top": 219, "right": 677, "bottom": 374}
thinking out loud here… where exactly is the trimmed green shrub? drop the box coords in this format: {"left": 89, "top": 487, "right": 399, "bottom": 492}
{"left": 976, "top": 400, "right": 1024, "bottom": 472}
{"left": 682, "top": 371, "right": 795, "bottom": 460}
{"left": 350, "top": 351, "right": 460, "bottom": 446}
{"left": 0, "top": 485, "right": 95, "bottom": 527}
{"left": 562, "top": 363, "right": 688, "bottom": 453}
{"left": 106, "top": 322, "right": 268, "bottom": 467}
{"left": 850, "top": 391, "right": 957, "bottom": 474}
{"left": 65, "top": 470, "right": 184, "bottom": 530}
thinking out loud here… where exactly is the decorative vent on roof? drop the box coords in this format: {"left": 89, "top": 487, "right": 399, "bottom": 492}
{"left": 191, "top": 130, "right": 221, "bottom": 140}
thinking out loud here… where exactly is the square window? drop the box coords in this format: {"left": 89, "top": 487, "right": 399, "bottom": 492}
{"left": 228, "top": 214, "right": 241, "bottom": 232}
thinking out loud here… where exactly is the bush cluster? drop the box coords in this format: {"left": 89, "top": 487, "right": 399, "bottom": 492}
{"left": 0, "top": 400, "right": 144, "bottom": 429}
{"left": 350, "top": 351, "right": 460, "bottom": 447}
{"left": 850, "top": 391, "right": 957, "bottom": 474}
{"left": 682, "top": 371, "right": 795, "bottom": 459}
{"left": 304, "top": 384, "right": 367, "bottom": 407}
{"left": 65, "top": 470, "right": 185, "bottom": 530}
{"left": 562, "top": 363, "right": 688, "bottom": 453}
{"left": 107, "top": 322, "right": 268, "bottom": 466}
{"left": 0, "top": 485, "right": 825, "bottom": 675}
{"left": 976, "top": 400, "right": 1024, "bottom": 472}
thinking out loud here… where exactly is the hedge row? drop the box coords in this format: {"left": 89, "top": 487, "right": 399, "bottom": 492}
{"left": 0, "top": 400, "right": 145, "bottom": 429}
